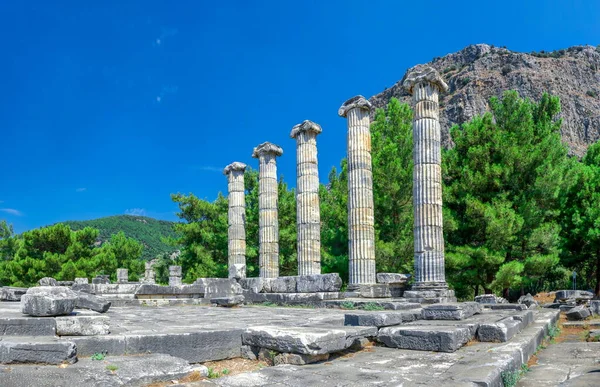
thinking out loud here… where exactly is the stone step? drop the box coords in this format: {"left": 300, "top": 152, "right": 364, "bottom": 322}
{"left": 323, "top": 299, "right": 421, "bottom": 310}
{"left": 69, "top": 328, "right": 243, "bottom": 363}
{"left": 242, "top": 325, "right": 377, "bottom": 356}
{"left": 0, "top": 336, "right": 77, "bottom": 365}
{"left": 0, "top": 316, "right": 56, "bottom": 336}
{"left": 244, "top": 292, "right": 342, "bottom": 305}
{"left": 477, "top": 310, "right": 534, "bottom": 342}
{"left": 421, "top": 302, "right": 482, "bottom": 320}
{"left": 377, "top": 325, "right": 473, "bottom": 352}
{"left": 344, "top": 309, "right": 422, "bottom": 327}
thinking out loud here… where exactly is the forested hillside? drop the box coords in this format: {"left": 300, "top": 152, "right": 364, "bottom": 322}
{"left": 64, "top": 215, "right": 179, "bottom": 260}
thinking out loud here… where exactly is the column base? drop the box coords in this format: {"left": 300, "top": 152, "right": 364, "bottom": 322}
{"left": 404, "top": 282, "right": 456, "bottom": 304}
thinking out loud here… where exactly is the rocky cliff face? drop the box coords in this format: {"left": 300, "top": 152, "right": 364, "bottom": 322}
{"left": 370, "top": 44, "right": 600, "bottom": 156}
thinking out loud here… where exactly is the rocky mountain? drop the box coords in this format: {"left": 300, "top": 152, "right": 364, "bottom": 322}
{"left": 370, "top": 44, "right": 600, "bottom": 156}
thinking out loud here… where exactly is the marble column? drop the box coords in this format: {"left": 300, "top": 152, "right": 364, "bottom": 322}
{"left": 224, "top": 162, "right": 248, "bottom": 279}
{"left": 290, "top": 120, "right": 322, "bottom": 275}
{"left": 403, "top": 66, "right": 449, "bottom": 290}
{"left": 116, "top": 268, "right": 128, "bottom": 284}
{"left": 338, "top": 96, "right": 376, "bottom": 288}
{"left": 252, "top": 142, "right": 283, "bottom": 278}
{"left": 169, "top": 265, "right": 182, "bottom": 286}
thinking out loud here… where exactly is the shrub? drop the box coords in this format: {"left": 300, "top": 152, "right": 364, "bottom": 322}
{"left": 586, "top": 90, "right": 598, "bottom": 98}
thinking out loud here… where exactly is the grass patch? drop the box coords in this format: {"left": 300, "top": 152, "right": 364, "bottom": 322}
{"left": 90, "top": 352, "right": 106, "bottom": 361}
{"left": 106, "top": 364, "right": 118, "bottom": 372}
{"left": 340, "top": 301, "right": 355, "bottom": 310}
{"left": 501, "top": 364, "right": 529, "bottom": 387}
{"left": 362, "top": 302, "right": 385, "bottom": 311}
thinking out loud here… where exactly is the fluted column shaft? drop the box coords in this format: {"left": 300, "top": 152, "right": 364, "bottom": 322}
{"left": 291, "top": 121, "right": 322, "bottom": 275}
{"left": 225, "top": 163, "right": 247, "bottom": 279}
{"left": 412, "top": 82, "right": 446, "bottom": 288}
{"left": 339, "top": 96, "right": 376, "bottom": 287}
{"left": 253, "top": 142, "right": 283, "bottom": 278}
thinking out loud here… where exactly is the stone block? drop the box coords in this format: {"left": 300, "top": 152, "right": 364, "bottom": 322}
{"left": 358, "top": 284, "right": 390, "bottom": 298}
{"left": 92, "top": 275, "right": 110, "bottom": 285}
{"left": 169, "top": 265, "right": 182, "bottom": 276}
{"left": 38, "top": 277, "right": 58, "bottom": 286}
{"left": 211, "top": 295, "right": 244, "bottom": 307}
{"left": 239, "top": 277, "right": 272, "bottom": 293}
{"left": 273, "top": 352, "right": 329, "bottom": 365}
{"left": 75, "top": 292, "right": 111, "bottom": 313}
{"left": 474, "top": 294, "right": 507, "bottom": 304}
{"left": 169, "top": 276, "right": 182, "bottom": 286}
{"left": 517, "top": 293, "right": 538, "bottom": 308}
{"left": 0, "top": 287, "right": 28, "bottom": 302}
{"left": 135, "top": 284, "right": 204, "bottom": 297}
{"left": 270, "top": 276, "right": 297, "bottom": 293}
{"left": 565, "top": 305, "right": 591, "bottom": 321}
{"left": 240, "top": 345, "right": 259, "bottom": 360}
{"left": 56, "top": 315, "right": 110, "bottom": 336}
{"left": 376, "top": 273, "right": 410, "bottom": 284}
{"left": 74, "top": 278, "right": 89, "bottom": 285}
{"left": 344, "top": 311, "right": 415, "bottom": 327}
{"left": 378, "top": 325, "right": 472, "bottom": 352}
{"left": 295, "top": 273, "right": 342, "bottom": 293}
{"left": 589, "top": 329, "right": 600, "bottom": 339}
{"left": 554, "top": 290, "right": 594, "bottom": 302}
{"left": 559, "top": 304, "right": 576, "bottom": 312}
{"left": 485, "top": 304, "right": 527, "bottom": 311}
{"left": 194, "top": 278, "right": 243, "bottom": 298}
{"left": 421, "top": 302, "right": 482, "bottom": 320}
{"left": 21, "top": 286, "right": 77, "bottom": 317}
{"left": 590, "top": 300, "right": 600, "bottom": 316}
{"left": 477, "top": 318, "right": 522, "bottom": 342}
{"left": 228, "top": 263, "right": 246, "bottom": 280}
{"left": 0, "top": 338, "right": 77, "bottom": 364}
{"left": 116, "top": 268, "right": 129, "bottom": 284}
{"left": 243, "top": 291, "right": 341, "bottom": 304}
{"left": 0, "top": 317, "right": 56, "bottom": 336}
{"left": 242, "top": 326, "right": 348, "bottom": 355}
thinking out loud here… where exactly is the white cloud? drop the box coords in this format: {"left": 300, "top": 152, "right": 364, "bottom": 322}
{"left": 0, "top": 208, "right": 23, "bottom": 216}
{"left": 76, "top": 188, "right": 87, "bottom": 192}
{"left": 125, "top": 208, "right": 147, "bottom": 216}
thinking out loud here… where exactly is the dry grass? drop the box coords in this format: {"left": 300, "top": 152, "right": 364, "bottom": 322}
{"left": 203, "top": 358, "right": 268, "bottom": 376}
{"left": 533, "top": 292, "right": 555, "bottom": 304}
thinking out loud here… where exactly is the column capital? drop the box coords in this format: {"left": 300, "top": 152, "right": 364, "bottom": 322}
{"left": 403, "top": 65, "right": 448, "bottom": 95}
{"left": 223, "top": 162, "right": 247, "bottom": 175}
{"left": 252, "top": 142, "right": 283, "bottom": 158}
{"left": 290, "top": 120, "right": 322, "bottom": 139}
{"left": 338, "top": 95, "right": 372, "bottom": 117}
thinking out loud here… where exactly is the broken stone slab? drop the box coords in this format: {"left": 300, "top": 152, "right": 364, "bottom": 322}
{"left": 590, "top": 300, "right": 600, "bottom": 316}
{"left": 421, "top": 302, "right": 482, "bottom": 320}
{"left": 243, "top": 291, "right": 342, "bottom": 304}
{"left": 560, "top": 304, "right": 576, "bottom": 312}
{"left": 228, "top": 263, "right": 246, "bottom": 280}
{"left": 295, "top": 273, "right": 342, "bottom": 293}
{"left": 403, "top": 288, "right": 457, "bottom": 304}
{"left": 483, "top": 304, "right": 527, "bottom": 311}
{"left": 477, "top": 318, "right": 522, "bottom": 342}
{"left": 242, "top": 326, "right": 348, "bottom": 355}
{"left": 0, "top": 316, "right": 56, "bottom": 336}
{"left": 474, "top": 294, "right": 508, "bottom": 304}
{"left": 74, "top": 278, "right": 89, "bottom": 285}
{"left": 91, "top": 275, "right": 110, "bottom": 285}
{"left": 589, "top": 329, "right": 600, "bottom": 339}
{"left": 376, "top": 273, "right": 410, "bottom": 284}
{"left": 57, "top": 281, "right": 74, "bottom": 287}
{"left": 273, "top": 352, "right": 329, "bottom": 365}
{"left": 240, "top": 345, "right": 258, "bottom": 360}
{"left": 0, "top": 287, "right": 28, "bottom": 302}
{"left": 270, "top": 276, "right": 297, "bottom": 293}
{"left": 21, "top": 286, "right": 78, "bottom": 317}
{"left": 565, "top": 305, "right": 591, "bottom": 321}
{"left": 75, "top": 292, "right": 111, "bottom": 313}
{"left": 239, "top": 278, "right": 272, "bottom": 293}
{"left": 344, "top": 310, "right": 422, "bottom": 327}
{"left": 56, "top": 315, "right": 110, "bottom": 336}
{"left": 323, "top": 299, "right": 421, "bottom": 311}
{"left": 135, "top": 284, "right": 204, "bottom": 297}
{"left": 0, "top": 337, "right": 77, "bottom": 364}
{"left": 378, "top": 325, "right": 472, "bottom": 352}
{"left": 341, "top": 326, "right": 378, "bottom": 347}
{"left": 38, "top": 277, "right": 58, "bottom": 286}
{"left": 211, "top": 295, "right": 244, "bottom": 307}
{"left": 554, "top": 290, "right": 594, "bottom": 303}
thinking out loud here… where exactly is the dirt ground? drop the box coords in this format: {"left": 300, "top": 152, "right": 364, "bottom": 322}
{"left": 533, "top": 292, "right": 555, "bottom": 304}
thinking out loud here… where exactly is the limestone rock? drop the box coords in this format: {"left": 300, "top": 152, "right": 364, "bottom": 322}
{"left": 21, "top": 286, "right": 77, "bottom": 317}
{"left": 38, "top": 277, "right": 58, "bottom": 286}
{"left": 75, "top": 292, "right": 111, "bottom": 313}
{"left": 474, "top": 294, "right": 508, "bottom": 304}
{"left": 590, "top": 300, "right": 600, "bottom": 316}
{"left": 74, "top": 278, "right": 89, "bottom": 285}
{"left": 194, "top": 278, "right": 243, "bottom": 298}
{"left": 295, "top": 274, "right": 343, "bottom": 293}
{"left": 378, "top": 325, "right": 471, "bottom": 352}
{"left": 0, "top": 338, "right": 77, "bottom": 364}
{"left": 554, "top": 290, "right": 594, "bottom": 303}
{"left": 273, "top": 352, "right": 329, "bottom": 365}
{"left": 240, "top": 345, "right": 259, "bottom": 360}
{"left": 370, "top": 44, "right": 600, "bottom": 157}
{"left": 242, "top": 326, "right": 347, "bottom": 355}
{"left": 565, "top": 305, "right": 591, "bottom": 321}
{"left": 56, "top": 315, "right": 110, "bottom": 336}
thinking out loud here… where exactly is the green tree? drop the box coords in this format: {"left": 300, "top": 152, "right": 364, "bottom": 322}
{"left": 561, "top": 140, "right": 600, "bottom": 295}
{"left": 443, "top": 91, "right": 571, "bottom": 299}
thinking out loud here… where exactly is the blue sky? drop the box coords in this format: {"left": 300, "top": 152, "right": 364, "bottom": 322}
{"left": 1, "top": 1, "right": 599, "bottom": 233}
